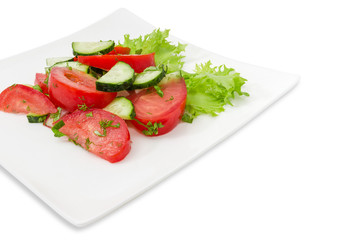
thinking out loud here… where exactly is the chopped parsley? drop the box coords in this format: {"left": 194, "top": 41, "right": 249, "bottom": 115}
{"left": 44, "top": 69, "right": 50, "bottom": 85}
{"left": 69, "top": 136, "right": 81, "bottom": 147}
{"left": 78, "top": 103, "right": 89, "bottom": 111}
{"left": 154, "top": 85, "right": 164, "bottom": 97}
{"left": 166, "top": 96, "right": 174, "bottom": 102}
{"left": 135, "top": 119, "right": 164, "bottom": 136}
{"left": 85, "top": 138, "right": 92, "bottom": 150}
{"left": 86, "top": 112, "right": 93, "bottom": 117}
{"left": 9, "top": 84, "right": 17, "bottom": 90}
{"left": 66, "top": 62, "right": 73, "bottom": 70}
{"left": 33, "top": 85, "right": 43, "bottom": 92}
{"left": 94, "top": 119, "right": 120, "bottom": 137}
{"left": 49, "top": 107, "right": 62, "bottom": 122}
{"left": 52, "top": 120, "right": 65, "bottom": 137}
{"left": 26, "top": 106, "right": 31, "bottom": 112}
{"left": 22, "top": 100, "right": 27, "bottom": 103}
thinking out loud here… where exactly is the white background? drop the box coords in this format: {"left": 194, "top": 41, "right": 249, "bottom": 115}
{"left": 0, "top": 0, "right": 349, "bottom": 239}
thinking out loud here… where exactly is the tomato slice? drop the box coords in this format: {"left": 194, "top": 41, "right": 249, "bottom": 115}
{"left": 77, "top": 53, "right": 155, "bottom": 73}
{"left": 129, "top": 77, "right": 187, "bottom": 136}
{"left": 59, "top": 109, "right": 131, "bottom": 163}
{"left": 34, "top": 73, "right": 49, "bottom": 95}
{"left": 49, "top": 67, "right": 117, "bottom": 112}
{"left": 106, "top": 46, "right": 131, "bottom": 55}
{"left": 0, "top": 84, "right": 57, "bottom": 115}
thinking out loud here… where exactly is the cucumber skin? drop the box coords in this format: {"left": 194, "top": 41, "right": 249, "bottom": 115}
{"left": 27, "top": 114, "right": 48, "bottom": 123}
{"left": 131, "top": 68, "right": 166, "bottom": 90}
{"left": 72, "top": 41, "right": 115, "bottom": 56}
{"left": 96, "top": 76, "right": 134, "bottom": 92}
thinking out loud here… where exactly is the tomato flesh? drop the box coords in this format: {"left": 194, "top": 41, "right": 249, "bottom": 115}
{"left": 129, "top": 78, "right": 187, "bottom": 136}
{"left": 0, "top": 84, "right": 57, "bottom": 115}
{"left": 34, "top": 73, "right": 49, "bottom": 95}
{"left": 77, "top": 53, "right": 155, "bottom": 73}
{"left": 106, "top": 46, "right": 131, "bottom": 55}
{"left": 49, "top": 67, "right": 117, "bottom": 112}
{"left": 59, "top": 109, "right": 131, "bottom": 163}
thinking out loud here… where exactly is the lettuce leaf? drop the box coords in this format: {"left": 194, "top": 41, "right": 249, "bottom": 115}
{"left": 182, "top": 61, "right": 249, "bottom": 122}
{"left": 119, "top": 29, "right": 186, "bottom": 72}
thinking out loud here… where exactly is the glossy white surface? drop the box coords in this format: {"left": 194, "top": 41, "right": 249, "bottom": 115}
{"left": 0, "top": 9, "right": 298, "bottom": 227}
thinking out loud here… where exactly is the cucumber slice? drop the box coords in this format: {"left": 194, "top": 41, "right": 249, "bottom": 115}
{"left": 72, "top": 41, "right": 115, "bottom": 56}
{"left": 103, "top": 97, "right": 135, "bottom": 120}
{"left": 27, "top": 113, "right": 48, "bottom": 123}
{"left": 96, "top": 62, "right": 134, "bottom": 92}
{"left": 51, "top": 61, "right": 89, "bottom": 73}
{"left": 46, "top": 57, "right": 74, "bottom": 67}
{"left": 159, "top": 71, "right": 183, "bottom": 85}
{"left": 132, "top": 68, "right": 166, "bottom": 89}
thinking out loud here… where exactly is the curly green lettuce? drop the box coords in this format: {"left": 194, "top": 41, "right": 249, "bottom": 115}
{"left": 182, "top": 61, "right": 249, "bottom": 123}
{"left": 119, "top": 29, "right": 186, "bottom": 72}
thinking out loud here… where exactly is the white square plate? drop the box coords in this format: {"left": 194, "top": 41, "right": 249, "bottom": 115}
{"left": 0, "top": 8, "right": 299, "bottom": 227}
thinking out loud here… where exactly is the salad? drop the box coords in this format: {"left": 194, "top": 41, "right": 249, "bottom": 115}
{"left": 0, "top": 29, "right": 248, "bottom": 163}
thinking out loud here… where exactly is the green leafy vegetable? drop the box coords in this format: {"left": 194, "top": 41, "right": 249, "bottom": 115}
{"left": 183, "top": 61, "right": 249, "bottom": 121}
{"left": 119, "top": 29, "right": 186, "bottom": 72}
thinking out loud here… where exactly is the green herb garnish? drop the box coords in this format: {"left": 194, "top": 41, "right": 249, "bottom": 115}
{"left": 85, "top": 138, "right": 92, "bottom": 150}
{"left": 94, "top": 120, "right": 120, "bottom": 137}
{"left": 166, "top": 96, "right": 174, "bottom": 102}
{"left": 52, "top": 120, "right": 65, "bottom": 137}
{"left": 49, "top": 107, "right": 62, "bottom": 122}
{"left": 154, "top": 85, "right": 164, "bottom": 97}
{"left": 135, "top": 119, "right": 164, "bottom": 136}
{"left": 78, "top": 103, "right": 89, "bottom": 111}
{"left": 33, "top": 85, "right": 43, "bottom": 92}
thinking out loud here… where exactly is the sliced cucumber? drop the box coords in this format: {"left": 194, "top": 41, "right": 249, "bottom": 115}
{"left": 51, "top": 61, "right": 89, "bottom": 73}
{"left": 27, "top": 113, "right": 48, "bottom": 123}
{"left": 159, "top": 71, "right": 183, "bottom": 85}
{"left": 96, "top": 62, "right": 134, "bottom": 92}
{"left": 88, "top": 66, "right": 107, "bottom": 79}
{"left": 72, "top": 41, "right": 115, "bottom": 56}
{"left": 132, "top": 67, "right": 166, "bottom": 89}
{"left": 104, "top": 97, "right": 135, "bottom": 120}
{"left": 46, "top": 57, "right": 74, "bottom": 67}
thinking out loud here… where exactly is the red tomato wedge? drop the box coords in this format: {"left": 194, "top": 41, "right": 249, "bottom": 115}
{"left": 128, "top": 77, "right": 187, "bottom": 136}
{"left": 106, "top": 46, "right": 131, "bottom": 55}
{"left": 59, "top": 109, "right": 131, "bottom": 163}
{"left": 34, "top": 73, "right": 49, "bottom": 95}
{"left": 77, "top": 53, "right": 156, "bottom": 73}
{"left": 49, "top": 67, "right": 117, "bottom": 112}
{"left": 0, "top": 84, "right": 56, "bottom": 115}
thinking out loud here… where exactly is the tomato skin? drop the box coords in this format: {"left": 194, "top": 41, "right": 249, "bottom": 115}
{"left": 34, "top": 73, "right": 49, "bottom": 95}
{"left": 77, "top": 53, "right": 156, "bottom": 73}
{"left": 106, "top": 46, "right": 131, "bottom": 55}
{"left": 129, "top": 78, "right": 187, "bottom": 136}
{"left": 59, "top": 109, "right": 131, "bottom": 163}
{"left": 49, "top": 67, "right": 117, "bottom": 112}
{"left": 0, "top": 84, "right": 56, "bottom": 115}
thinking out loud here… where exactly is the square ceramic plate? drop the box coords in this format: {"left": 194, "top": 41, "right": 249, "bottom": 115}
{"left": 0, "top": 8, "right": 299, "bottom": 227}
